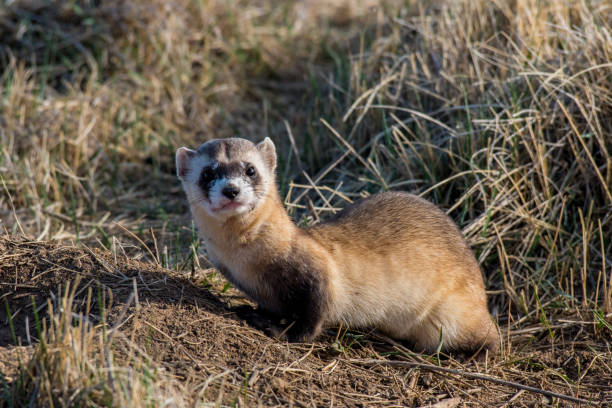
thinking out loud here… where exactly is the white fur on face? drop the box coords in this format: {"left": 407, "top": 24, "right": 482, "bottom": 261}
{"left": 178, "top": 148, "right": 270, "bottom": 221}
{"left": 205, "top": 176, "right": 256, "bottom": 219}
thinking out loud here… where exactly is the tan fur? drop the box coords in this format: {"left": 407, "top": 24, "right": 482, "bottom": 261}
{"left": 178, "top": 138, "right": 500, "bottom": 353}
{"left": 308, "top": 193, "right": 499, "bottom": 352}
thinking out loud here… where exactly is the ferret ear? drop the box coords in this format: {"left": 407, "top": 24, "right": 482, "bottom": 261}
{"left": 256, "top": 137, "right": 276, "bottom": 171}
{"left": 176, "top": 147, "right": 196, "bottom": 179}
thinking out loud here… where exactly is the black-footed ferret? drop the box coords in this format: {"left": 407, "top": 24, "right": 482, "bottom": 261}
{"left": 176, "top": 137, "right": 499, "bottom": 353}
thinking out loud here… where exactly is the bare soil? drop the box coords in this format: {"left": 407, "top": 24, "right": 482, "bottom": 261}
{"left": 1, "top": 236, "right": 610, "bottom": 407}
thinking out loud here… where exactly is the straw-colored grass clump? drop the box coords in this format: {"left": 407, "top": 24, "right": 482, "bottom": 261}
{"left": 4, "top": 279, "right": 184, "bottom": 407}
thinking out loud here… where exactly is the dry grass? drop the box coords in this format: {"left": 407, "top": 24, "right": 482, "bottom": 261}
{"left": 1, "top": 0, "right": 612, "bottom": 406}
{"left": 1, "top": 236, "right": 610, "bottom": 407}
{"left": 4, "top": 278, "right": 186, "bottom": 407}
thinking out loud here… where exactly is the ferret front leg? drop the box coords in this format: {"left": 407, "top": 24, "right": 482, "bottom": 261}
{"left": 261, "top": 258, "right": 329, "bottom": 342}
{"left": 284, "top": 309, "right": 324, "bottom": 342}
{"left": 279, "top": 280, "right": 327, "bottom": 343}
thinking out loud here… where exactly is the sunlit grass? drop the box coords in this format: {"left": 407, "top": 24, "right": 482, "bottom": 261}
{"left": 4, "top": 278, "right": 186, "bottom": 407}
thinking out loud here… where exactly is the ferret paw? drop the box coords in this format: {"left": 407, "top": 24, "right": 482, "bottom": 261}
{"left": 232, "top": 305, "right": 280, "bottom": 334}
{"left": 250, "top": 320, "right": 310, "bottom": 342}
{"left": 282, "top": 321, "right": 321, "bottom": 343}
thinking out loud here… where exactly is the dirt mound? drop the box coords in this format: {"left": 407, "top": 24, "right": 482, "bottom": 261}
{"left": 1, "top": 236, "right": 610, "bottom": 406}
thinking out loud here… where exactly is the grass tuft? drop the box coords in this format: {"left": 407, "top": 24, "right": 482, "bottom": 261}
{"left": 4, "top": 278, "right": 184, "bottom": 408}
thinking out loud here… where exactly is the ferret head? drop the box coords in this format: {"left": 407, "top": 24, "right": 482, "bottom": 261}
{"left": 176, "top": 137, "right": 277, "bottom": 221}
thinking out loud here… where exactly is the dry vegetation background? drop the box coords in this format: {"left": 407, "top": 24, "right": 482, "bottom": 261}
{"left": 1, "top": 0, "right": 611, "bottom": 406}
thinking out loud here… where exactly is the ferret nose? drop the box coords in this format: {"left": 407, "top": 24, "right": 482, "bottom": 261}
{"left": 222, "top": 185, "right": 240, "bottom": 200}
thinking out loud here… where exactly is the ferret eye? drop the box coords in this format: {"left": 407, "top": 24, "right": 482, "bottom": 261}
{"left": 202, "top": 167, "right": 215, "bottom": 182}
{"left": 245, "top": 166, "right": 256, "bottom": 177}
